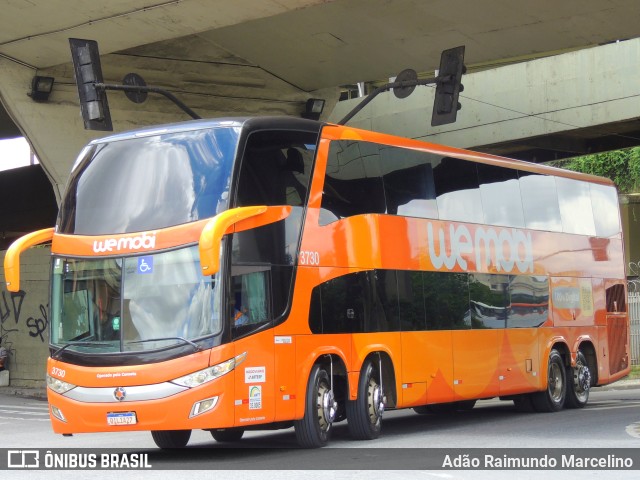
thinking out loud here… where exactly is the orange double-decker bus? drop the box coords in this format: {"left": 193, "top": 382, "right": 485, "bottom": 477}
{"left": 4, "top": 117, "right": 629, "bottom": 448}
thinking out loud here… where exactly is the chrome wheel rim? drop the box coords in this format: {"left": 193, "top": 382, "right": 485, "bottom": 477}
{"left": 366, "top": 377, "right": 384, "bottom": 424}
{"left": 549, "top": 361, "right": 564, "bottom": 403}
{"left": 573, "top": 360, "right": 591, "bottom": 402}
{"left": 316, "top": 380, "right": 335, "bottom": 433}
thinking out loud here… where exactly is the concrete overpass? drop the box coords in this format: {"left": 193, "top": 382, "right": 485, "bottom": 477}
{"left": 1, "top": 0, "right": 640, "bottom": 387}
{"left": 2, "top": 0, "right": 640, "bottom": 195}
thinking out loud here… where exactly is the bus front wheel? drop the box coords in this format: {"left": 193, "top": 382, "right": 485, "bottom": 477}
{"left": 210, "top": 428, "right": 245, "bottom": 442}
{"left": 531, "top": 349, "right": 566, "bottom": 412}
{"left": 294, "top": 364, "right": 336, "bottom": 448}
{"left": 565, "top": 350, "right": 591, "bottom": 409}
{"left": 346, "top": 359, "right": 384, "bottom": 440}
{"left": 150, "top": 429, "right": 191, "bottom": 448}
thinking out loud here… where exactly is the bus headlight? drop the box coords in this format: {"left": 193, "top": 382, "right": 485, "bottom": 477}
{"left": 172, "top": 352, "right": 247, "bottom": 388}
{"left": 46, "top": 375, "right": 76, "bottom": 395}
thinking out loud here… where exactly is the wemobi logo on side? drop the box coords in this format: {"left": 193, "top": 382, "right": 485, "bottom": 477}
{"left": 426, "top": 222, "right": 533, "bottom": 274}
{"left": 92, "top": 232, "right": 157, "bottom": 253}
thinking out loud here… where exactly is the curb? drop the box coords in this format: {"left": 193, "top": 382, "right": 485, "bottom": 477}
{"left": 594, "top": 379, "right": 640, "bottom": 391}
{"left": 0, "top": 387, "right": 47, "bottom": 400}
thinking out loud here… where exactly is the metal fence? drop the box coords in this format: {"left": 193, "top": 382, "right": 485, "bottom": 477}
{"left": 629, "top": 281, "right": 640, "bottom": 366}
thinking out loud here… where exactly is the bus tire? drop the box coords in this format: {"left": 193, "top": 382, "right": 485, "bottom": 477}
{"left": 294, "top": 364, "right": 336, "bottom": 448}
{"left": 531, "top": 349, "right": 566, "bottom": 412}
{"left": 565, "top": 350, "right": 591, "bottom": 409}
{"left": 346, "top": 359, "right": 384, "bottom": 440}
{"left": 513, "top": 394, "right": 535, "bottom": 412}
{"left": 210, "top": 428, "right": 245, "bottom": 442}
{"left": 150, "top": 429, "right": 191, "bottom": 448}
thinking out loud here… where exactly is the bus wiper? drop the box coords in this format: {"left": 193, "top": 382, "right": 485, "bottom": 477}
{"left": 52, "top": 341, "right": 113, "bottom": 359}
{"left": 127, "top": 337, "right": 203, "bottom": 352}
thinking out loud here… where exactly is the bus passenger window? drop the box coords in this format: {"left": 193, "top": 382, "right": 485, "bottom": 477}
{"left": 366, "top": 270, "right": 400, "bottom": 333}
{"left": 376, "top": 145, "right": 438, "bottom": 219}
{"left": 235, "top": 131, "right": 317, "bottom": 208}
{"left": 468, "top": 274, "right": 510, "bottom": 329}
{"left": 507, "top": 275, "right": 549, "bottom": 328}
{"left": 590, "top": 183, "right": 621, "bottom": 238}
{"left": 433, "top": 158, "right": 483, "bottom": 224}
{"left": 423, "top": 272, "right": 470, "bottom": 330}
{"left": 308, "top": 272, "right": 367, "bottom": 334}
{"left": 519, "top": 171, "right": 562, "bottom": 232}
{"left": 556, "top": 177, "right": 596, "bottom": 236}
{"left": 477, "top": 163, "right": 524, "bottom": 228}
{"left": 320, "top": 141, "right": 386, "bottom": 224}
{"left": 396, "top": 271, "right": 426, "bottom": 331}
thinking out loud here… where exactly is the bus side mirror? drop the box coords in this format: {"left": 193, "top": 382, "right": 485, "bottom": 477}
{"left": 198, "top": 206, "right": 292, "bottom": 276}
{"left": 4, "top": 228, "right": 55, "bottom": 292}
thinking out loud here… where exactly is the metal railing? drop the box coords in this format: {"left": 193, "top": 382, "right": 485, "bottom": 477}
{"left": 629, "top": 278, "right": 640, "bottom": 366}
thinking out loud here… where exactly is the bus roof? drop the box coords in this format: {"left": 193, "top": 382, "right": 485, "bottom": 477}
{"left": 87, "top": 117, "right": 323, "bottom": 145}
{"left": 87, "top": 116, "right": 615, "bottom": 188}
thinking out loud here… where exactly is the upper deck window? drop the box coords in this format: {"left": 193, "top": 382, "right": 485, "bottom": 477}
{"left": 58, "top": 127, "right": 239, "bottom": 235}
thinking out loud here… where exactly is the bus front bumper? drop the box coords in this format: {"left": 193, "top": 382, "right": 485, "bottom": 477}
{"left": 47, "top": 376, "right": 235, "bottom": 434}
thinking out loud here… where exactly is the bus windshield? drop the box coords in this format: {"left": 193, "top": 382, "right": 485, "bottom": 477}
{"left": 50, "top": 245, "right": 221, "bottom": 353}
{"left": 58, "top": 126, "right": 239, "bottom": 235}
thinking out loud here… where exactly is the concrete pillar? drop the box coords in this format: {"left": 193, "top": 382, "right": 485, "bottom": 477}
{"left": 0, "top": 248, "right": 50, "bottom": 388}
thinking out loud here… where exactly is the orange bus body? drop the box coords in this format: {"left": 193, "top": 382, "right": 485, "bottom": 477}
{"left": 6, "top": 119, "right": 628, "bottom": 446}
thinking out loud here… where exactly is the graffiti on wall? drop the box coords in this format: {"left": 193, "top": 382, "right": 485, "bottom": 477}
{"left": 0, "top": 289, "right": 49, "bottom": 344}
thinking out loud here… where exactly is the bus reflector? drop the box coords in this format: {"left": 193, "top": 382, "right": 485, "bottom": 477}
{"left": 51, "top": 405, "right": 67, "bottom": 422}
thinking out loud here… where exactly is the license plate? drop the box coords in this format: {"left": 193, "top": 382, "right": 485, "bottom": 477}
{"left": 107, "top": 412, "right": 137, "bottom": 426}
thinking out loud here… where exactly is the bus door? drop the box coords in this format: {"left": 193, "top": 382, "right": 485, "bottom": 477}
{"left": 230, "top": 266, "right": 275, "bottom": 427}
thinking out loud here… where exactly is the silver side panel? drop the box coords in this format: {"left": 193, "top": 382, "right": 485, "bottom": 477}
{"left": 63, "top": 382, "right": 188, "bottom": 403}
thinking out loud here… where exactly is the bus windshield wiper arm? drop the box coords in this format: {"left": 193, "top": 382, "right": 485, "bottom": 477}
{"left": 127, "top": 337, "right": 203, "bottom": 352}
{"left": 52, "top": 342, "right": 113, "bottom": 359}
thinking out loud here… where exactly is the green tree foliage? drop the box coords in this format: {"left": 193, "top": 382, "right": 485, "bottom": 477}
{"left": 550, "top": 147, "right": 640, "bottom": 193}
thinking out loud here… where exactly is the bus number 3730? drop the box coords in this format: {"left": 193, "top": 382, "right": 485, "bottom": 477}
{"left": 299, "top": 251, "right": 320, "bottom": 266}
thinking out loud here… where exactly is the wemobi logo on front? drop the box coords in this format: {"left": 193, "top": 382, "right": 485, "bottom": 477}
{"left": 93, "top": 232, "right": 157, "bottom": 253}
{"left": 427, "top": 222, "right": 533, "bottom": 273}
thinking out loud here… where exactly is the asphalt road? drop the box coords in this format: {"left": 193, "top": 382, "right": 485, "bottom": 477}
{"left": 1, "top": 385, "right": 639, "bottom": 479}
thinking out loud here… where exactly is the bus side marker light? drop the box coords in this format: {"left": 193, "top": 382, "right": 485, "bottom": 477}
{"left": 51, "top": 405, "right": 67, "bottom": 422}
{"left": 190, "top": 396, "right": 219, "bottom": 418}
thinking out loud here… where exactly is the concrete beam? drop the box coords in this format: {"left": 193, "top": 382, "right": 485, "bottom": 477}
{"left": 329, "top": 38, "right": 640, "bottom": 157}
{"left": 0, "top": 49, "right": 339, "bottom": 202}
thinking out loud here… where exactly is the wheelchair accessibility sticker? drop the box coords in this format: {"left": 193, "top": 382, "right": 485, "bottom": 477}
{"left": 137, "top": 256, "right": 153, "bottom": 274}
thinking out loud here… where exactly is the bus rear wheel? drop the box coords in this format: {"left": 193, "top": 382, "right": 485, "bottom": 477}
{"left": 210, "top": 428, "right": 245, "bottom": 442}
{"left": 513, "top": 394, "right": 535, "bottom": 412}
{"left": 151, "top": 429, "right": 191, "bottom": 448}
{"left": 346, "top": 359, "right": 384, "bottom": 440}
{"left": 294, "top": 364, "right": 336, "bottom": 448}
{"left": 565, "top": 350, "right": 591, "bottom": 409}
{"left": 531, "top": 349, "right": 566, "bottom": 412}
